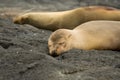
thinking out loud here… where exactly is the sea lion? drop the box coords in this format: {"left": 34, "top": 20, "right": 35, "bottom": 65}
{"left": 13, "top": 6, "right": 120, "bottom": 31}
{"left": 48, "top": 21, "right": 120, "bottom": 56}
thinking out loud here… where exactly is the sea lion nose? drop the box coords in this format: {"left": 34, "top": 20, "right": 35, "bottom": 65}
{"left": 51, "top": 50, "right": 58, "bottom": 57}
{"left": 13, "top": 19, "right": 17, "bottom": 23}
{"left": 13, "top": 19, "right": 19, "bottom": 24}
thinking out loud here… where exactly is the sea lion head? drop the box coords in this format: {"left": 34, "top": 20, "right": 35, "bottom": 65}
{"left": 13, "top": 14, "right": 29, "bottom": 24}
{"left": 48, "top": 29, "right": 72, "bottom": 56}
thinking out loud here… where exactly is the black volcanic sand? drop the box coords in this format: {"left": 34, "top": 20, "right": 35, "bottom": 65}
{"left": 0, "top": 0, "right": 120, "bottom": 80}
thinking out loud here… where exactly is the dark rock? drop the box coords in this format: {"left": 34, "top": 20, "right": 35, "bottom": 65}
{"left": 0, "top": 0, "right": 120, "bottom": 80}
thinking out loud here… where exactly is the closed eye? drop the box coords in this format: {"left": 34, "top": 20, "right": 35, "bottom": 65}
{"left": 58, "top": 42, "right": 65, "bottom": 45}
{"left": 48, "top": 45, "right": 52, "bottom": 47}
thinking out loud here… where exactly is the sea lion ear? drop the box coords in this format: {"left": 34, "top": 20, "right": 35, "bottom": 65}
{"left": 68, "top": 34, "right": 72, "bottom": 38}
{"left": 21, "top": 15, "right": 29, "bottom": 24}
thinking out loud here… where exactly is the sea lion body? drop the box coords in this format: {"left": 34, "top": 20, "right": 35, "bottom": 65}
{"left": 13, "top": 6, "right": 120, "bottom": 31}
{"left": 48, "top": 21, "right": 120, "bottom": 56}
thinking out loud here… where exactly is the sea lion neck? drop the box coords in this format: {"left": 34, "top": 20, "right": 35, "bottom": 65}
{"left": 70, "top": 30, "right": 85, "bottom": 50}
{"left": 73, "top": 8, "right": 86, "bottom": 23}
{"left": 27, "top": 13, "right": 59, "bottom": 30}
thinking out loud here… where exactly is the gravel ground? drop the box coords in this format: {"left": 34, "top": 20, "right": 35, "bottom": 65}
{"left": 0, "top": 0, "right": 120, "bottom": 80}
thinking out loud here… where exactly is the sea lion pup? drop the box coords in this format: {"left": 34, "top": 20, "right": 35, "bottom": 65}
{"left": 13, "top": 6, "right": 120, "bottom": 31}
{"left": 48, "top": 21, "right": 120, "bottom": 56}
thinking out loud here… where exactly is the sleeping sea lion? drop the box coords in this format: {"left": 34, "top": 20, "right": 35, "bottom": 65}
{"left": 13, "top": 6, "right": 120, "bottom": 31}
{"left": 48, "top": 21, "right": 120, "bottom": 56}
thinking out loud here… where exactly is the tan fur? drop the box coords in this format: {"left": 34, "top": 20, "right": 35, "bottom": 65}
{"left": 48, "top": 21, "right": 120, "bottom": 56}
{"left": 13, "top": 6, "right": 120, "bottom": 31}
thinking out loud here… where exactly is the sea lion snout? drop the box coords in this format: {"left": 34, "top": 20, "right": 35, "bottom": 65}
{"left": 13, "top": 15, "right": 29, "bottom": 24}
{"left": 49, "top": 50, "right": 59, "bottom": 57}
{"left": 13, "top": 17, "right": 19, "bottom": 24}
{"left": 13, "top": 17, "right": 23, "bottom": 24}
{"left": 51, "top": 52, "right": 59, "bottom": 57}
